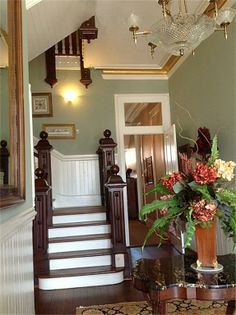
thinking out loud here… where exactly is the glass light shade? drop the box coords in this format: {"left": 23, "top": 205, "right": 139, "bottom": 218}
{"left": 128, "top": 13, "right": 140, "bottom": 28}
{"left": 216, "top": 7, "right": 236, "bottom": 26}
{"left": 149, "top": 13, "right": 215, "bottom": 56}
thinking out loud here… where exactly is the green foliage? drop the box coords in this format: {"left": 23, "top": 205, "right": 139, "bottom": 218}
{"left": 216, "top": 189, "right": 236, "bottom": 206}
{"left": 173, "top": 181, "right": 185, "bottom": 194}
{"left": 184, "top": 208, "right": 195, "bottom": 248}
{"left": 188, "top": 182, "right": 212, "bottom": 201}
{"left": 144, "top": 183, "right": 171, "bottom": 196}
{"left": 140, "top": 198, "right": 179, "bottom": 221}
{"left": 207, "top": 135, "right": 219, "bottom": 166}
{"left": 142, "top": 206, "right": 183, "bottom": 248}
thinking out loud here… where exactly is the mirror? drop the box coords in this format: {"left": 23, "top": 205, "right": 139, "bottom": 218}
{"left": 0, "top": 0, "right": 25, "bottom": 208}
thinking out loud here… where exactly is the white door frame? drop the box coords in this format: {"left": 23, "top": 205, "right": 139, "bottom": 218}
{"left": 114, "top": 93, "right": 171, "bottom": 246}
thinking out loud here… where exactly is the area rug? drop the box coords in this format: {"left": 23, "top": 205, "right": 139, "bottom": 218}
{"left": 76, "top": 300, "right": 227, "bottom": 315}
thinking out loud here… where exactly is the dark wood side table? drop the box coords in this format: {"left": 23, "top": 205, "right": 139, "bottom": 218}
{"left": 133, "top": 254, "right": 236, "bottom": 315}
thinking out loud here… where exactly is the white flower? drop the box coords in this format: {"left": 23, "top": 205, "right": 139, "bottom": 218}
{"left": 214, "top": 159, "right": 236, "bottom": 181}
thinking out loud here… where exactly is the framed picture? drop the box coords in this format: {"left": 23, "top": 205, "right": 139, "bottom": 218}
{"left": 145, "top": 156, "right": 154, "bottom": 184}
{"left": 32, "top": 93, "right": 53, "bottom": 117}
{"left": 43, "top": 124, "right": 76, "bottom": 139}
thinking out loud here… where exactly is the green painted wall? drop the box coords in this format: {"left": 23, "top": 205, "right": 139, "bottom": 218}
{"left": 0, "top": 1, "right": 34, "bottom": 222}
{"left": 0, "top": 68, "right": 9, "bottom": 143}
{"left": 169, "top": 21, "right": 236, "bottom": 161}
{"left": 29, "top": 54, "right": 168, "bottom": 155}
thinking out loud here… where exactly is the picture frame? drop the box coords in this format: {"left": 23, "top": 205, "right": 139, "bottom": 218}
{"left": 145, "top": 156, "right": 154, "bottom": 184}
{"left": 32, "top": 93, "right": 53, "bottom": 117}
{"left": 43, "top": 124, "right": 76, "bottom": 139}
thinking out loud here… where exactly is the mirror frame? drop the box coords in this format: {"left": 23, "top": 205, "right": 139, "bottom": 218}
{"left": 0, "top": 0, "right": 25, "bottom": 208}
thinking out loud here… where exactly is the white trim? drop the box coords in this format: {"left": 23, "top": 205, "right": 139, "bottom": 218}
{"left": 52, "top": 149, "right": 98, "bottom": 162}
{"left": 33, "top": 137, "right": 98, "bottom": 161}
{"left": 53, "top": 193, "right": 101, "bottom": 208}
{"left": 0, "top": 207, "right": 36, "bottom": 241}
{"left": 114, "top": 93, "right": 171, "bottom": 246}
{"left": 102, "top": 74, "right": 168, "bottom": 80}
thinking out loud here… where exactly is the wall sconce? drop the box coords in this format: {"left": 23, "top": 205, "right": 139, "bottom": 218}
{"left": 64, "top": 90, "right": 77, "bottom": 103}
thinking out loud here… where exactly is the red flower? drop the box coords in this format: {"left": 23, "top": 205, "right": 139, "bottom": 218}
{"left": 193, "top": 163, "right": 217, "bottom": 184}
{"left": 192, "top": 199, "right": 217, "bottom": 222}
{"left": 162, "top": 172, "right": 183, "bottom": 191}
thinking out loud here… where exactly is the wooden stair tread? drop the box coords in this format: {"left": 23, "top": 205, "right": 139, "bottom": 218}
{"left": 50, "top": 221, "right": 109, "bottom": 228}
{"left": 49, "top": 249, "right": 112, "bottom": 259}
{"left": 53, "top": 206, "right": 106, "bottom": 216}
{"left": 49, "top": 233, "right": 111, "bottom": 243}
{"left": 39, "top": 266, "right": 124, "bottom": 278}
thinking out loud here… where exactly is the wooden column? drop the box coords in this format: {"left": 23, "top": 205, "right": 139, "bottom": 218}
{"left": 34, "top": 131, "right": 53, "bottom": 226}
{"left": 0, "top": 140, "right": 9, "bottom": 184}
{"left": 96, "top": 129, "right": 117, "bottom": 207}
{"left": 105, "top": 165, "right": 130, "bottom": 277}
{"left": 33, "top": 168, "right": 51, "bottom": 283}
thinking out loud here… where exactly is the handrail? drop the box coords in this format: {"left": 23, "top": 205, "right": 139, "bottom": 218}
{"left": 0, "top": 140, "right": 9, "bottom": 184}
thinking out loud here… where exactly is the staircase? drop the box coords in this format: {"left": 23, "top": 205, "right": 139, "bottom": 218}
{"left": 38, "top": 206, "right": 125, "bottom": 290}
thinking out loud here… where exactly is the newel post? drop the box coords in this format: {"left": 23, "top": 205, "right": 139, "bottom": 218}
{"left": 33, "top": 168, "right": 51, "bottom": 283}
{"left": 105, "top": 165, "right": 130, "bottom": 277}
{"left": 96, "top": 129, "right": 117, "bottom": 207}
{"left": 34, "top": 131, "right": 53, "bottom": 226}
{"left": 0, "top": 140, "right": 9, "bottom": 184}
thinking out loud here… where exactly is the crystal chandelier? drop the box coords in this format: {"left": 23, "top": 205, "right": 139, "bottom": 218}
{"left": 128, "top": 0, "right": 236, "bottom": 57}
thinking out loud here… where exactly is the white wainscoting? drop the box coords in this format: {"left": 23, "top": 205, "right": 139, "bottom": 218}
{"left": 0, "top": 208, "right": 36, "bottom": 315}
{"left": 51, "top": 150, "right": 101, "bottom": 208}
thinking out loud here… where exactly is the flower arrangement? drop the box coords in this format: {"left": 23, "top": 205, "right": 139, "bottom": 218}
{"left": 140, "top": 136, "right": 236, "bottom": 249}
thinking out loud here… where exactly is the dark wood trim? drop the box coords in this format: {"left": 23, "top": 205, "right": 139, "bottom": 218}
{"left": 96, "top": 129, "right": 117, "bottom": 207}
{"left": 0, "top": 0, "right": 25, "bottom": 208}
{"left": 33, "top": 168, "right": 51, "bottom": 284}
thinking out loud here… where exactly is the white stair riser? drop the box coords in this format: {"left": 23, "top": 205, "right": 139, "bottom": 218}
{"left": 50, "top": 255, "right": 112, "bottom": 270}
{"left": 53, "top": 213, "right": 106, "bottom": 225}
{"left": 49, "top": 225, "right": 111, "bottom": 238}
{"left": 48, "top": 239, "right": 112, "bottom": 253}
{"left": 38, "top": 271, "right": 124, "bottom": 290}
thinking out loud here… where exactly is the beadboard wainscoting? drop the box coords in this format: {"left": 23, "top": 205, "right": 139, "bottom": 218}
{"left": 0, "top": 208, "right": 36, "bottom": 315}
{"left": 51, "top": 150, "right": 101, "bottom": 208}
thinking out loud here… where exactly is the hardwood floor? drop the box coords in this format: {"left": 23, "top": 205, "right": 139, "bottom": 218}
{"left": 35, "top": 244, "right": 181, "bottom": 315}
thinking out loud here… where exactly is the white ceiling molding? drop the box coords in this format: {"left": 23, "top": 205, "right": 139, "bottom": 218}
{"left": 102, "top": 74, "right": 168, "bottom": 80}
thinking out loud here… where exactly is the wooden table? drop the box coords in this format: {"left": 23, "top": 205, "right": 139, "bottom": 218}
{"left": 132, "top": 254, "right": 236, "bottom": 315}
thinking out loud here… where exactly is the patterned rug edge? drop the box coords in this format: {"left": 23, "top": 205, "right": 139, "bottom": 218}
{"left": 76, "top": 299, "right": 227, "bottom": 315}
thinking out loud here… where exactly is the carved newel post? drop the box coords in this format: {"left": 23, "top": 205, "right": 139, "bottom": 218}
{"left": 0, "top": 140, "right": 9, "bottom": 184}
{"left": 96, "top": 129, "right": 117, "bottom": 207}
{"left": 33, "top": 168, "right": 51, "bottom": 282}
{"left": 34, "top": 131, "right": 53, "bottom": 225}
{"left": 105, "top": 165, "right": 130, "bottom": 276}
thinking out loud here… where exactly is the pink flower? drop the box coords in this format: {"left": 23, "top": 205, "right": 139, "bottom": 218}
{"left": 193, "top": 163, "right": 217, "bottom": 185}
{"left": 192, "top": 199, "right": 217, "bottom": 222}
{"left": 159, "top": 195, "right": 173, "bottom": 216}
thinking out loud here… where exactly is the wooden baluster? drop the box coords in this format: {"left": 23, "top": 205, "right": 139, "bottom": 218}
{"left": 33, "top": 168, "right": 51, "bottom": 284}
{"left": 105, "top": 165, "right": 130, "bottom": 277}
{"left": 0, "top": 140, "right": 9, "bottom": 184}
{"left": 96, "top": 129, "right": 117, "bottom": 208}
{"left": 34, "top": 131, "right": 53, "bottom": 226}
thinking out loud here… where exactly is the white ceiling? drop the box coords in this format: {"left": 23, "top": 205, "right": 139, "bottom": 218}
{"left": 26, "top": 0, "right": 214, "bottom": 70}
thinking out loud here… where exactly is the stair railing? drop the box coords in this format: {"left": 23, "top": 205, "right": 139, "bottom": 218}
{"left": 33, "top": 168, "right": 51, "bottom": 283}
{"left": 96, "top": 129, "right": 117, "bottom": 208}
{"left": 0, "top": 140, "right": 9, "bottom": 185}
